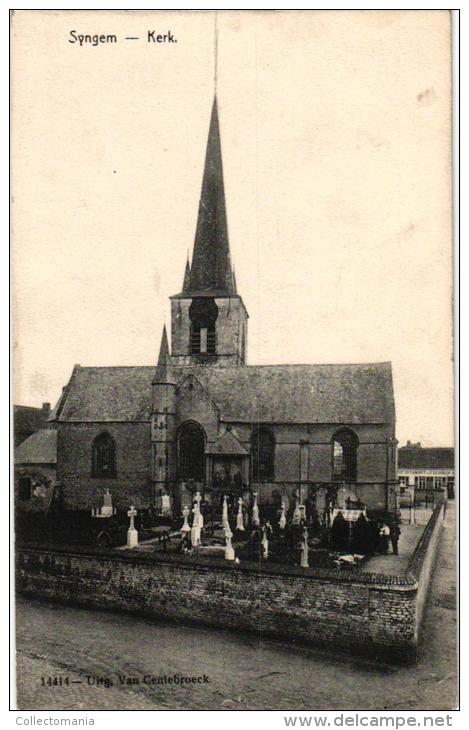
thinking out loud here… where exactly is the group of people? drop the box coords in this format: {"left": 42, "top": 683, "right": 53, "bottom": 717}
{"left": 330, "top": 511, "right": 401, "bottom": 556}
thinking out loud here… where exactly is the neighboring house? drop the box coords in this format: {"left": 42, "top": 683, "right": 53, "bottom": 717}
{"left": 49, "top": 96, "right": 398, "bottom": 516}
{"left": 14, "top": 429, "right": 57, "bottom": 511}
{"left": 398, "top": 443, "right": 455, "bottom": 499}
{"left": 14, "top": 403, "right": 51, "bottom": 447}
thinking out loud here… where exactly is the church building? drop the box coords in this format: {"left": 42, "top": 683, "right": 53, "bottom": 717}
{"left": 50, "top": 97, "right": 398, "bottom": 516}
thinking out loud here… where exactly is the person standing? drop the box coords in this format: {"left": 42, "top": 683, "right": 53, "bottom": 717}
{"left": 390, "top": 521, "right": 401, "bottom": 555}
{"left": 380, "top": 522, "right": 391, "bottom": 554}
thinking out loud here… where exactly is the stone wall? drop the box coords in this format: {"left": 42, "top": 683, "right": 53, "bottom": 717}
{"left": 407, "top": 500, "right": 446, "bottom": 649}
{"left": 18, "top": 544, "right": 422, "bottom": 665}
{"left": 17, "top": 502, "right": 446, "bottom": 664}
{"left": 57, "top": 422, "right": 152, "bottom": 510}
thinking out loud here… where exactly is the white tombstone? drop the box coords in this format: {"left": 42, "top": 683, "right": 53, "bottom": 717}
{"left": 194, "top": 491, "right": 204, "bottom": 529}
{"left": 224, "top": 524, "right": 235, "bottom": 561}
{"left": 300, "top": 527, "right": 309, "bottom": 568}
{"left": 127, "top": 505, "right": 139, "bottom": 547}
{"left": 191, "top": 522, "right": 201, "bottom": 547}
{"left": 252, "top": 492, "right": 260, "bottom": 528}
{"left": 191, "top": 503, "right": 201, "bottom": 547}
{"left": 222, "top": 495, "right": 229, "bottom": 529}
{"left": 292, "top": 501, "right": 302, "bottom": 526}
{"left": 236, "top": 497, "right": 245, "bottom": 531}
{"left": 101, "top": 489, "right": 113, "bottom": 517}
{"left": 279, "top": 502, "right": 287, "bottom": 530}
{"left": 161, "top": 493, "right": 171, "bottom": 516}
{"left": 181, "top": 505, "right": 191, "bottom": 535}
{"left": 261, "top": 526, "right": 269, "bottom": 558}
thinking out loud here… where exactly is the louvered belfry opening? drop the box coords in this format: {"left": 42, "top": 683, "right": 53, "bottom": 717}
{"left": 189, "top": 298, "right": 218, "bottom": 355}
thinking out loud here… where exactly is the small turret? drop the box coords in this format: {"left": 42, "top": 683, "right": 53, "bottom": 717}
{"left": 152, "top": 325, "right": 175, "bottom": 385}
{"left": 152, "top": 326, "right": 177, "bottom": 507}
{"left": 182, "top": 255, "right": 191, "bottom": 293}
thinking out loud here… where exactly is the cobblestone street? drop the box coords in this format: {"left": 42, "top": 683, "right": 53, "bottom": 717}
{"left": 15, "top": 504, "right": 457, "bottom": 711}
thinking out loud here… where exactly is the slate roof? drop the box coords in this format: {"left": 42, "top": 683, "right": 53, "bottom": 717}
{"left": 14, "top": 404, "right": 51, "bottom": 446}
{"left": 398, "top": 447, "right": 454, "bottom": 471}
{"left": 50, "top": 366, "right": 154, "bottom": 422}
{"left": 15, "top": 429, "right": 57, "bottom": 465}
{"left": 206, "top": 430, "right": 249, "bottom": 455}
{"left": 51, "top": 362, "right": 395, "bottom": 425}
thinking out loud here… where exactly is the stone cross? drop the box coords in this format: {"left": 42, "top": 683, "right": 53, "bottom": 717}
{"left": 236, "top": 497, "right": 245, "bottom": 531}
{"left": 127, "top": 505, "right": 138, "bottom": 548}
{"left": 252, "top": 492, "right": 260, "bottom": 528}
{"left": 127, "top": 505, "right": 137, "bottom": 531}
{"left": 193, "top": 492, "right": 204, "bottom": 529}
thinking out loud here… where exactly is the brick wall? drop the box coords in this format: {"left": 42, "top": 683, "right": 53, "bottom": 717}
{"left": 17, "top": 544, "right": 420, "bottom": 664}
{"left": 57, "top": 422, "right": 152, "bottom": 510}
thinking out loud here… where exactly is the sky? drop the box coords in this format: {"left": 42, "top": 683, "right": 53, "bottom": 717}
{"left": 12, "top": 10, "right": 453, "bottom": 446}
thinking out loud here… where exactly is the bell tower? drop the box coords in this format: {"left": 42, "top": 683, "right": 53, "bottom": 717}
{"left": 170, "top": 97, "right": 248, "bottom": 367}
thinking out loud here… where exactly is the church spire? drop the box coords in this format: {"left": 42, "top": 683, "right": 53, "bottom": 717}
{"left": 185, "top": 96, "right": 235, "bottom": 295}
{"left": 153, "top": 325, "right": 174, "bottom": 383}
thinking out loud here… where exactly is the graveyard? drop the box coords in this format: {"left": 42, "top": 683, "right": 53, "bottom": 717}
{"left": 16, "top": 484, "right": 424, "bottom": 575}
{"left": 16, "top": 482, "right": 448, "bottom": 664}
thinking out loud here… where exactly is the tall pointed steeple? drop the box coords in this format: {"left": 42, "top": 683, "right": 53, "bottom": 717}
{"left": 185, "top": 97, "right": 234, "bottom": 294}
{"left": 153, "top": 325, "right": 174, "bottom": 383}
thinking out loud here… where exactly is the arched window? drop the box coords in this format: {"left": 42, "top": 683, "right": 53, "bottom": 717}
{"left": 331, "top": 429, "right": 358, "bottom": 482}
{"left": 92, "top": 432, "right": 116, "bottom": 478}
{"left": 178, "top": 421, "right": 205, "bottom": 481}
{"left": 251, "top": 427, "right": 275, "bottom": 481}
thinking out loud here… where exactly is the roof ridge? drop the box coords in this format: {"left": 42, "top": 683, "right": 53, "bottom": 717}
{"left": 73, "top": 365, "right": 155, "bottom": 370}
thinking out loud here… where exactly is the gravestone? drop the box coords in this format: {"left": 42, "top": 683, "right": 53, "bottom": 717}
{"left": 191, "top": 502, "right": 201, "bottom": 547}
{"left": 236, "top": 497, "right": 245, "bottom": 531}
{"left": 222, "top": 494, "right": 229, "bottom": 529}
{"left": 161, "top": 493, "right": 171, "bottom": 516}
{"left": 101, "top": 489, "right": 113, "bottom": 517}
{"left": 252, "top": 492, "right": 260, "bottom": 528}
{"left": 224, "top": 524, "right": 235, "bottom": 561}
{"left": 181, "top": 505, "right": 191, "bottom": 535}
{"left": 300, "top": 526, "right": 309, "bottom": 568}
{"left": 127, "top": 505, "right": 138, "bottom": 547}
{"left": 279, "top": 502, "right": 287, "bottom": 530}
